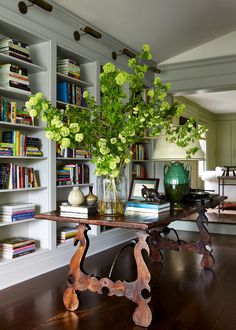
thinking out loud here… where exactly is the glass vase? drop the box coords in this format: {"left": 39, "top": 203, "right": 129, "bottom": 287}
{"left": 97, "top": 174, "right": 127, "bottom": 216}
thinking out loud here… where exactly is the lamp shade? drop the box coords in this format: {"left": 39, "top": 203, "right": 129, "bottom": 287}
{"left": 152, "top": 134, "right": 205, "bottom": 161}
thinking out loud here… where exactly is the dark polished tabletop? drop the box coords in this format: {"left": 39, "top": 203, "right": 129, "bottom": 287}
{"left": 35, "top": 195, "right": 225, "bottom": 231}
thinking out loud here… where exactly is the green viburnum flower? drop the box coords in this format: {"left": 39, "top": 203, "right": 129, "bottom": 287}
{"left": 110, "top": 138, "right": 117, "bottom": 144}
{"left": 60, "top": 126, "right": 70, "bottom": 137}
{"left": 69, "top": 123, "right": 80, "bottom": 133}
{"left": 142, "top": 44, "right": 150, "bottom": 52}
{"left": 148, "top": 90, "right": 155, "bottom": 98}
{"left": 35, "top": 92, "right": 43, "bottom": 100}
{"left": 45, "top": 131, "right": 54, "bottom": 140}
{"left": 60, "top": 138, "right": 71, "bottom": 148}
{"left": 115, "top": 72, "right": 128, "bottom": 85}
{"left": 42, "top": 102, "right": 49, "bottom": 111}
{"left": 103, "top": 62, "right": 115, "bottom": 73}
{"left": 128, "top": 58, "right": 136, "bottom": 67}
{"left": 75, "top": 133, "right": 84, "bottom": 142}
{"left": 29, "top": 109, "right": 37, "bottom": 117}
{"left": 83, "top": 90, "right": 89, "bottom": 99}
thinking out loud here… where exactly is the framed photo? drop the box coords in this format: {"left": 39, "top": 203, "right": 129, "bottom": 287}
{"left": 128, "top": 178, "right": 160, "bottom": 201}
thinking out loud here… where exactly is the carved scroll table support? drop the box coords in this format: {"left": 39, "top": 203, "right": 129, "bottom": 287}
{"left": 150, "top": 208, "right": 215, "bottom": 269}
{"left": 63, "top": 224, "right": 152, "bottom": 328}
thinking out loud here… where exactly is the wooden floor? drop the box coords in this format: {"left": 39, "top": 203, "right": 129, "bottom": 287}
{"left": 1, "top": 218, "right": 236, "bottom": 329}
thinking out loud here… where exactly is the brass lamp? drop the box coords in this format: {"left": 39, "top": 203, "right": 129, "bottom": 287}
{"left": 152, "top": 134, "right": 205, "bottom": 208}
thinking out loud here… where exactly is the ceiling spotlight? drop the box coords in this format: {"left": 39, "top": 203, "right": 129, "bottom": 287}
{"left": 73, "top": 26, "right": 102, "bottom": 41}
{"left": 18, "top": 0, "right": 53, "bottom": 14}
{"left": 112, "top": 48, "right": 136, "bottom": 60}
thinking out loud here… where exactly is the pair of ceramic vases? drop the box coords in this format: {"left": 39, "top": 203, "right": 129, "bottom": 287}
{"left": 68, "top": 185, "right": 97, "bottom": 207}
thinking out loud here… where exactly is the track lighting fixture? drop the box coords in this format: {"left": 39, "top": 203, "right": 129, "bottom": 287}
{"left": 112, "top": 48, "right": 136, "bottom": 60}
{"left": 73, "top": 26, "right": 102, "bottom": 41}
{"left": 18, "top": 0, "right": 53, "bottom": 14}
{"left": 112, "top": 48, "right": 161, "bottom": 74}
{"left": 148, "top": 66, "right": 161, "bottom": 74}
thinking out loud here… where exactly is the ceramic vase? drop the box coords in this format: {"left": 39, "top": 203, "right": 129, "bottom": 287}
{"left": 68, "top": 186, "right": 85, "bottom": 206}
{"left": 85, "top": 185, "right": 98, "bottom": 206}
{"left": 164, "top": 161, "right": 190, "bottom": 209}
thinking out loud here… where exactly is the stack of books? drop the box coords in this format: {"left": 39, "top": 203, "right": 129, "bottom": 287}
{"left": 0, "top": 237, "right": 36, "bottom": 259}
{"left": 57, "top": 226, "right": 78, "bottom": 243}
{"left": 0, "top": 202, "right": 35, "bottom": 222}
{"left": 60, "top": 204, "right": 98, "bottom": 218}
{"left": 57, "top": 58, "right": 80, "bottom": 79}
{"left": 125, "top": 200, "right": 170, "bottom": 215}
{"left": 0, "top": 63, "right": 30, "bottom": 92}
{"left": 0, "top": 38, "right": 32, "bottom": 63}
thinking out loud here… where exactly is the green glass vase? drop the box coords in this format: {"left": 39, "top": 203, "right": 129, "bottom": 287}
{"left": 164, "top": 162, "right": 190, "bottom": 209}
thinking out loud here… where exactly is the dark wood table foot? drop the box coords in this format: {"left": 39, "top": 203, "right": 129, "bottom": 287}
{"left": 63, "top": 225, "right": 152, "bottom": 327}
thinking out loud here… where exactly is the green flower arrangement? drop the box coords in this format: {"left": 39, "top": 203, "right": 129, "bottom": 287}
{"left": 25, "top": 44, "right": 205, "bottom": 180}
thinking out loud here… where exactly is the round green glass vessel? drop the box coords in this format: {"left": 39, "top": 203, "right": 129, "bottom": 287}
{"left": 164, "top": 162, "right": 190, "bottom": 209}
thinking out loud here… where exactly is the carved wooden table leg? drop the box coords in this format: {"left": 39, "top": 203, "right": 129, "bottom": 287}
{"left": 196, "top": 209, "right": 215, "bottom": 269}
{"left": 63, "top": 223, "right": 89, "bottom": 311}
{"left": 149, "top": 209, "right": 215, "bottom": 270}
{"left": 63, "top": 226, "right": 152, "bottom": 328}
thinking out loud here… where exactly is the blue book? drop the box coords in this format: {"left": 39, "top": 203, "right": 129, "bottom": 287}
{"left": 57, "top": 81, "right": 69, "bottom": 103}
{"left": 126, "top": 201, "right": 170, "bottom": 209}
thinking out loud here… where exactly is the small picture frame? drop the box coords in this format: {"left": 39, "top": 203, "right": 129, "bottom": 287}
{"left": 128, "top": 178, "right": 160, "bottom": 201}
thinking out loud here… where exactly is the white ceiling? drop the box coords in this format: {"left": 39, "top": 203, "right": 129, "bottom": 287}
{"left": 52, "top": 0, "right": 236, "bottom": 114}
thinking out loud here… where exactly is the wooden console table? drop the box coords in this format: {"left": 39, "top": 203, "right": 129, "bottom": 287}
{"left": 35, "top": 195, "right": 224, "bottom": 328}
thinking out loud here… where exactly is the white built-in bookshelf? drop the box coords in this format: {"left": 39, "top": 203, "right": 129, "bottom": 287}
{"left": 0, "top": 0, "right": 148, "bottom": 290}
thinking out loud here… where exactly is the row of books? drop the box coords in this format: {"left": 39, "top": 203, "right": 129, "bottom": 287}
{"left": 0, "top": 236, "right": 36, "bottom": 259}
{"left": 125, "top": 200, "right": 170, "bottom": 215}
{"left": 57, "top": 58, "right": 80, "bottom": 80}
{"left": 0, "top": 63, "right": 30, "bottom": 92}
{"left": 0, "top": 163, "right": 40, "bottom": 189}
{"left": 57, "top": 81, "right": 84, "bottom": 106}
{"left": 57, "top": 226, "right": 78, "bottom": 243}
{"left": 0, "top": 202, "right": 35, "bottom": 222}
{"left": 57, "top": 145, "right": 91, "bottom": 159}
{"left": 0, "top": 37, "right": 32, "bottom": 63}
{"left": 132, "top": 143, "right": 148, "bottom": 160}
{"left": 0, "top": 97, "right": 34, "bottom": 125}
{"left": 0, "top": 130, "right": 42, "bottom": 157}
{"left": 60, "top": 204, "right": 98, "bottom": 219}
{"left": 57, "top": 163, "right": 89, "bottom": 186}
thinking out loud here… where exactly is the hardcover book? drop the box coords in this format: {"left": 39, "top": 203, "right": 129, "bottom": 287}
{"left": 60, "top": 204, "right": 98, "bottom": 214}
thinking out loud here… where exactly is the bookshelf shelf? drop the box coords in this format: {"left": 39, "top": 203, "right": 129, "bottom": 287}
{"left": 0, "top": 247, "right": 49, "bottom": 265}
{"left": 0, "top": 121, "right": 42, "bottom": 130}
{"left": 57, "top": 72, "right": 92, "bottom": 87}
{"left": 0, "top": 53, "right": 47, "bottom": 73}
{"left": 0, "top": 156, "right": 47, "bottom": 160}
{"left": 0, "top": 186, "right": 47, "bottom": 193}
{"left": 0, "top": 86, "right": 31, "bottom": 99}
{"left": 56, "top": 157, "right": 92, "bottom": 161}
{"left": 0, "top": 218, "right": 36, "bottom": 227}
{"left": 56, "top": 183, "right": 92, "bottom": 189}
{"left": 56, "top": 100, "right": 88, "bottom": 110}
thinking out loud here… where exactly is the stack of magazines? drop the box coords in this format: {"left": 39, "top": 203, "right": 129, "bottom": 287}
{"left": 0, "top": 237, "right": 36, "bottom": 259}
